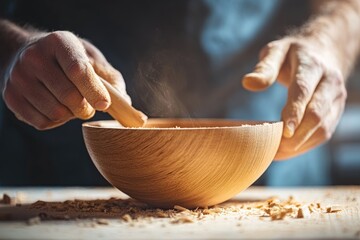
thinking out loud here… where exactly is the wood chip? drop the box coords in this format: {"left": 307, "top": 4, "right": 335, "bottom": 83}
{"left": 326, "top": 206, "right": 342, "bottom": 213}
{"left": 269, "top": 206, "right": 288, "bottom": 221}
{"left": 23, "top": 195, "right": 341, "bottom": 225}
{"left": 1, "top": 194, "right": 12, "bottom": 205}
{"left": 174, "top": 205, "right": 189, "bottom": 212}
{"left": 155, "top": 211, "right": 168, "bottom": 218}
{"left": 27, "top": 216, "right": 41, "bottom": 225}
{"left": 297, "top": 206, "right": 311, "bottom": 218}
{"left": 96, "top": 219, "right": 109, "bottom": 225}
{"left": 202, "top": 209, "right": 211, "bottom": 215}
{"left": 171, "top": 217, "right": 194, "bottom": 224}
{"left": 121, "top": 214, "right": 132, "bottom": 222}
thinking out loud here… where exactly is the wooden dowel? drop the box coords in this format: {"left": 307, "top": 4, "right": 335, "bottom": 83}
{"left": 100, "top": 78, "right": 147, "bottom": 127}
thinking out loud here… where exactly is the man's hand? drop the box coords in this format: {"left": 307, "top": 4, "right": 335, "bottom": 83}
{"left": 242, "top": 37, "right": 347, "bottom": 160}
{"left": 2, "top": 30, "right": 129, "bottom": 130}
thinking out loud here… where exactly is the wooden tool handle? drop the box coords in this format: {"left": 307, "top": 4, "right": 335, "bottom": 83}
{"left": 100, "top": 78, "right": 147, "bottom": 127}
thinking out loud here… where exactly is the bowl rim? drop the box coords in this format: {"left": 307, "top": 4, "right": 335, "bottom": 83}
{"left": 82, "top": 119, "right": 283, "bottom": 131}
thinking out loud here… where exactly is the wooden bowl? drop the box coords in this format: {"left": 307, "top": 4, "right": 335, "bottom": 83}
{"left": 82, "top": 119, "right": 283, "bottom": 208}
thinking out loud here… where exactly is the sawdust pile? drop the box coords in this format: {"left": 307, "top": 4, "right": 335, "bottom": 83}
{"left": 24, "top": 195, "right": 342, "bottom": 225}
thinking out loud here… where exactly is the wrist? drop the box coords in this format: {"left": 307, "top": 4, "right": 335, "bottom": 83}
{"left": 0, "top": 20, "right": 45, "bottom": 85}
{"left": 294, "top": 17, "right": 346, "bottom": 74}
{"left": 294, "top": 0, "right": 360, "bottom": 78}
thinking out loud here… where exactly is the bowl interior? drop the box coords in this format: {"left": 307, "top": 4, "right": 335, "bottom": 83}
{"left": 83, "top": 118, "right": 278, "bottom": 129}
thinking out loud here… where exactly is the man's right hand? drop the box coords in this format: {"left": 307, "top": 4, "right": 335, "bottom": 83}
{"left": 2, "top": 31, "right": 128, "bottom": 130}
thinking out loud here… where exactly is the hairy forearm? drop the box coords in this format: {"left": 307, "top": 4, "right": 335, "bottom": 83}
{"left": 0, "top": 20, "right": 28, "bottom": 77}
{"left": 297, "top": 0, "right": 360, "bottom": 78}
{"left": 0, "top": 19, "right": 45, "bottom": 85}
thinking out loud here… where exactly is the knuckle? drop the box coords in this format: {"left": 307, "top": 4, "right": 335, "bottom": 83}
{"left": 330, "top": 70, "right": 344, "bottom": 86}
{"left": 59, "top": 87, "right": 79, "bottom": 104}
{"left": 110, "top": 69, "right": 126, "bottom": 86}
{"left": 66, "top": 59, "right": 87, "bottom": 79}
{"left": 310, "top": 56, "right": 322, "bottom": 69}
{"left": 319, "top": 126, "right": 332, "bottom": 141}
{"left": 76, "top": 102, "right": 95, "bottom": 120}
{"left": 307, "top": 104, "right": 322, "bottom": 124}
{"left": 47, "top": 31, "right": 64, "bottom": 43}
{"left": 59, "top": 88, "right": 94, "bottom": 119}
{"left": 324, "top": 131, "right": 332, "bottom": 141}
{"left": 260, "top": 40, "right": 285, "bottom": 59}
{"left": 48, "top": 105, "right": 69, "bottom": 122}
{"left": 298, "top": 54, "right": 319, "bottom": 70}
{"left": 289, "top": 43, "right": 300, "bottom": 54}
{"left": 9, "top": 72, "right": 34, "bottom": 94}
{"left": 81, "top": 109, "right": 95, "bottom": 120}
{"left": 340, "top": 86, "right": 347, "bottom": 99}
{"left": 34, "top": 119, "right": 52, "bottom": 131}
{"left": 295, "top": 79, "right": 311, "bottom": 98}
{"left": 111, "top": 68, "right": 122, "bottom": 80}
{"left": 327, "top": 70, "right": 347, "bottom": 99}
{"left": 19, "top": 46, "right": 41, "bottom": 66}
{"left": 47, "top": 31, "right": 73, "bottom": 43}
{"left": 282, "top": 103, "right": 302, "bottom": 123}
{"left": 290, "top": 41, "right": 305, "bottom": 52}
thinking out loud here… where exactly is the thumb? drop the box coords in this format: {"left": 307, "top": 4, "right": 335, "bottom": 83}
{"left": 242, "top": 39, "right": 291, "bottom": 91}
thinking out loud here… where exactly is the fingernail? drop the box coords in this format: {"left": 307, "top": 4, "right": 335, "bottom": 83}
{"left": 283, "top": 121, "right": 295, "bottom": 138}
{"left": 95, "top": 100, "right": 110, "bottom": 110}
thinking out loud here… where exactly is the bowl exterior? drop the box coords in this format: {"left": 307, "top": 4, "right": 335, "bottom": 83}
{"left": 83, "top": 120, "right": 283, "bottom": 208}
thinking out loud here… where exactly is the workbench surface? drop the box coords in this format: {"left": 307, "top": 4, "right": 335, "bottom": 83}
{"left": 0, "top": 186, "right": 359, "bottom": 239}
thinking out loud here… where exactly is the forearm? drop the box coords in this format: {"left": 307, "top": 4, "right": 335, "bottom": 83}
{"left": 0, "top": 19, "right": 42, "bottom": 85}
{"left": 297, "top": 0, "right": 360, "bottom": 78}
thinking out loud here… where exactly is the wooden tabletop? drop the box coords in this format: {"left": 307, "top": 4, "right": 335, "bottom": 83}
{"left": 0, "top": 186, "right": 359, "bottom": 239}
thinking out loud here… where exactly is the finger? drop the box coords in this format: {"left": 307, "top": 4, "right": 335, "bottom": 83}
{"left": 35, "top": 60, "right": 96, "bottom": 120}
{"left": 24, "top": 80, "right": 74, "bottom": 123}
{"left": 275, "top": 72, "right": 345, "bottom": 160}
{"left": 281, "top": 46, "right": 323, "bottom": 138}
{"left": 296, "top": 91, "right": 346, "bottom": 153}
{"left": 242, "top": 39, "right": 291, "bottom": 91}
{"left": 10, "top": 64, "right": 74, "bottom": 123}
{"left": 2, "top": 82, "right": 56, "bottom": 130}
{"left": 81, "top": 39, "right": 108, "bottom": 65}
{"left": 284, "top": 75, "right": 335, "bottom": 151}
{"left": 276, "top": 110, "right": 337, "bottom": 160}
{"left": 91, "top": 63, "right": 131, "bottom": 105}
{"left": 46, "top": 32, "right": 111, "bottom": 110}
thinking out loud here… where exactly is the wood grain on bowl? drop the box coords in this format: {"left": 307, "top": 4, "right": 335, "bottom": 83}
{"left": 82, "top": 119, "right": 283, "bottom": 208}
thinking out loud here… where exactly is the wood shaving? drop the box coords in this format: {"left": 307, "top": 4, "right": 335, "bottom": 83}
{"left": 171, "top": 217, "right": 194, "bottom": 224}
{"left": 326, "top": 206, "right": 342, "bottom": 213}
{"left": 297, "top": 206, "right": 311, "bottom": 219}
{"left": 21, "top": 195, "right": 344, "bottom": 225}
{"left": 0, "top": 194, "right": 11, "bottom": 204}
{"left": 121, "top": 214, "right": 133, "bottom": 222}
{"left": 174, "top": 205, "right": 189, "bottom": 212}
{"left": 96, "top": 218, "right": 109, "bottom": 225}
{"left": 27, "top": 216, "right": 41, "bottom": 225}
{"left": 0, "top": 193, "right": 15, "bottom": 205}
